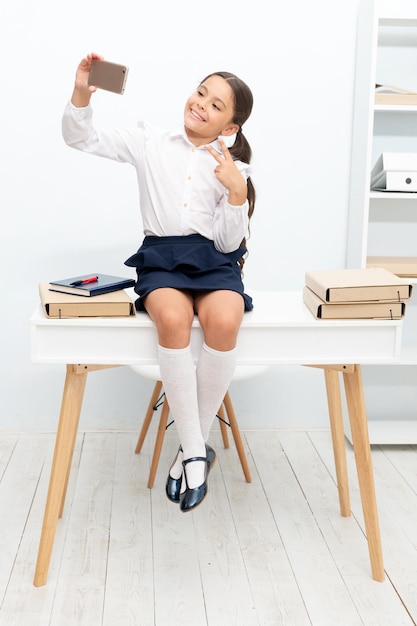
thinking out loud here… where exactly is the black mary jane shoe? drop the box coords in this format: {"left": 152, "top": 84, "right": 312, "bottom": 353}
{"left": 205, "top": 444, "right": 216, "bottom": 473}
{"left": 165, "top": 446, "right": 183, "bottom": 503}
{"left": 179, "top": 456, "right": 209, "bottom": 513}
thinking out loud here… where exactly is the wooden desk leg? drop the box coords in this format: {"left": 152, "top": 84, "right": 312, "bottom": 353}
{"left": 33, "top": 364, "right": 87, "bottom": 587}
{"left": 323, "top": 368, "right": 351, "bottom": 517}
{"left": 343, "top": 364, "right": 384, "bottom": 582}
{"left": 306, "top": 364, "right": 351, "bottom": 516}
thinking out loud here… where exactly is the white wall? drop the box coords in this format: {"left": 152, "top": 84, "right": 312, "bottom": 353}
{"left": 1, "top": 0, "right": 363, "bottom": 431}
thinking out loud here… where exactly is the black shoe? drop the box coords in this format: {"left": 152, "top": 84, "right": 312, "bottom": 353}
{"left": 179, "top": 456, "right": 208, "bottom": 513}
{"left": 165, "top": 446, "right": 183, "bottom": 503}
{"left": 206, "top": 444, "right": 216, "bottom": 473}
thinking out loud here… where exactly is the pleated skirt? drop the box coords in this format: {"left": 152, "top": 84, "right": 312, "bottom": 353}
{"left": 124, "top": 234, "right": 253, "bottom": 311}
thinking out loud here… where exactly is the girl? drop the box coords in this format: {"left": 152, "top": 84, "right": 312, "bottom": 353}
{"left": 62, "top": 52, "right": 255, "bottom": 512}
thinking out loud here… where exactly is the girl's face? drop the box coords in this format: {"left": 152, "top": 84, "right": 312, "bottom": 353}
{"left": 184, "top": 74, "right": 239, "bottom": 146}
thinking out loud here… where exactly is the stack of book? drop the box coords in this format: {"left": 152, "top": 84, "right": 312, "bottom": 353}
{"left": 375, "top": 83, "right": 417, "bottom": 106}
{"left": 303, "top": 268, "right": 413, "bottom": 320}
{"left": 39, "top": 273, "right": 136, "bottom": 318}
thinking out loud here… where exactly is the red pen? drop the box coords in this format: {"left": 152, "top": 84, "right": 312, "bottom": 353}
{"left": 70, "top": 276, "right": 99, "bottom": 286}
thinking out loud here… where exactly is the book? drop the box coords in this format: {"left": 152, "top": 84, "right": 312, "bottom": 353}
{"left": 375, "top": 84, "right": 417, "bottom": 105}
{"left": 48, "top": 273, "right": 135, "bottom": 296}
{"left": 303, "top": 286, "right": 405, "bottom": 320}
{"left": 367, "top": 256, "right": 417, "bottom": 277}
{"left": 305, "top": 268, "right": 412, "bottom": 303}
{"left": 39, "top": 283, "right": 136, "bottom": 318}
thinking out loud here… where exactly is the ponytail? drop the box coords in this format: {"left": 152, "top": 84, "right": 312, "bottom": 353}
{"left": 199, "top": 71, "right": 255, "bottom": 270}
{"left": 228, "top": 130, "right": 254, "bottom": 221}
{"left": 228, "top": 131, "right": 255, "bottom": 270}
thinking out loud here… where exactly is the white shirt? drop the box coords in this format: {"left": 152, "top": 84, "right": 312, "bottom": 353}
{"left": 62, "top": 102, "right": 251, "bottom": 253}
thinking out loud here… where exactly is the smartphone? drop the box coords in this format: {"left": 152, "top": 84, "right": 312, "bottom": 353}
{"left": 88, "top": 59, "right": 129, "bottom": 94}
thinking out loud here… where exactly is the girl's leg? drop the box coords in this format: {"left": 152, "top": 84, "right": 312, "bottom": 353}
{"left": 144, "top": 288, "right": 206, "bottom": 489}
{"left": 194, "top": 291, "right": 244, "bottom": 441}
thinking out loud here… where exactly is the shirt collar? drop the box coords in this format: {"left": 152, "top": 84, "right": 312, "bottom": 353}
{"left": 169, "top": 127, "right": 236, "bottom": 153}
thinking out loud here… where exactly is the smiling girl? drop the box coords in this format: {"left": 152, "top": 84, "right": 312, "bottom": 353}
{"left": 62, "top": 52, "right": 255, "bottom": 512}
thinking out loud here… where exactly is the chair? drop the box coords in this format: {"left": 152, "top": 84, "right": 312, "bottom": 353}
{"left": 130, "top": 364, "right": 269, "bottom": 488}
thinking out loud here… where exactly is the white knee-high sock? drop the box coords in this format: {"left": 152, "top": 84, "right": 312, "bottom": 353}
{"left": 158, "top": 345, "right": 206, "bottom": 488}
{"left": 197, "top": 343, "right": 237, "bottom": 442}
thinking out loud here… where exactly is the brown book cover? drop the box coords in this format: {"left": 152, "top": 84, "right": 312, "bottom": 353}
{"left": 375, "top": 93, "right": 417, "bottom": 105}
{"left": 367, "top": 256, "right": 417, "bottom": 278}
{"left": 303, "top": 286, "right": 405, "bottom": 320}
{"left": 375, "top": 84, "right": 417, "bottom": 105}
{"left": 305, "top": 268, "right": 412, "bottom": 303}
{"left": 39, "top": 283, "right": 136, "bottom": 318}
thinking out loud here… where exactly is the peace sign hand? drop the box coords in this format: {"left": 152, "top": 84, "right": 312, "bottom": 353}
{"left": 206, "top": 138, "right": 247, "bottom": 206}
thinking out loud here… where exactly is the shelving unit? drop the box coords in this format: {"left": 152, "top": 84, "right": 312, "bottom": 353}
{"left": 347, "top": 0, "right": 417, "bottom": 443}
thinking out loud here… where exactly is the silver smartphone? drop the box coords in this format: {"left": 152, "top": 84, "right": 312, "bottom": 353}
{"left": 88, "top": 59, "right": 129, "bottom": 94}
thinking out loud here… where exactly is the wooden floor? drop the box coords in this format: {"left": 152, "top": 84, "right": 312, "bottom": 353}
{"left": 0, "top": 428, "right": 417, "bottom": 626}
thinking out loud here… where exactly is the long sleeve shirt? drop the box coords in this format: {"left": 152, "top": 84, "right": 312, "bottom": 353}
{"left": 62, "top": 102, "right": 251, "bottom": 253}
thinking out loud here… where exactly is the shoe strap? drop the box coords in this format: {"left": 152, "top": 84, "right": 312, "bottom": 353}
{"left": 182, "top": 456, "right": 208, "bottom": 489}
{"left": 182, "top": 456, "right": 207, "bottom": 466}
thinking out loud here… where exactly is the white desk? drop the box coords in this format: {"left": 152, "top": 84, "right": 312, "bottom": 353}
{"left": 30, "top": 291, "right": 402, "bottom": 586}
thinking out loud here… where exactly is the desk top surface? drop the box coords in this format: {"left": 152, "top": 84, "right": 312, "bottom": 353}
{"left": 30, "top": 291, "right": 402, "bottom": 365}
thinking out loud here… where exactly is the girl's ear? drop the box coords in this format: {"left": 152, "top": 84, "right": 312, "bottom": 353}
{"left": 221, "top": 123, "right": 239, "bottom": 137}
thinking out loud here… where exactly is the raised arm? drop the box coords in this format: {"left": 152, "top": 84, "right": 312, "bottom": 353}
{"left": 70, "top": 52, "right": 104, "bottom": 108}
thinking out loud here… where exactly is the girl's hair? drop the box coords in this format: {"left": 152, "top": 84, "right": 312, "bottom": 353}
{"left": 200, "top": 71, "right": 255, "bottom": 269}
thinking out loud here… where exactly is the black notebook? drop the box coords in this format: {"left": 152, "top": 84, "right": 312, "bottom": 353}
{"left": 49, "top": 273, "right": 135, "bottom": 297}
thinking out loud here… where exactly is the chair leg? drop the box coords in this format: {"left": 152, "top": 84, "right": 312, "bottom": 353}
{"left": 137, "top": 382, "right": 251, "bottom": 488}
{"left": 217, "top": 403, "right": 230, "bottom": 448}
{"left": 222, "top": 391, "right": 252, "bottom": 483}
{"left": 135, "top": 380, "right": 163, "bottom": 454}
{"left": 148, "top": 397, "right": 170, "bottom": 488}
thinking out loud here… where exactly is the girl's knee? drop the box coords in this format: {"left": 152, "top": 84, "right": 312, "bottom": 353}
{"left": 202, "top": 311, "right": 241, "bottom": 347}
{"left": 156, "top": 307, "right": 192, "bottom": 334}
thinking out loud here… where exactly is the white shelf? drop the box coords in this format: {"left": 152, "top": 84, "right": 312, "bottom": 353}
{"left": 380, "top": 17, "right": 417, "bottom": 27}
{"left": 347, "top": 0, "right": 417, "bottom": 443}
{"left": 369, "top": 191, "right": 417, "bottom": 199}
{"left": 374, "top": 104, "right": 417, "bottom": 112}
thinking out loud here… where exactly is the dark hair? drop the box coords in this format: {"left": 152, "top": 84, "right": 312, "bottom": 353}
{"left": 200, "top": 71, "right": 255, "bottom": 269}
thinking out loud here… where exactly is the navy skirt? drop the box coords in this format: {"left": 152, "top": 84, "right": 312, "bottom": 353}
{"left": 124, "top": 234, "right": 253, "bottom": 312}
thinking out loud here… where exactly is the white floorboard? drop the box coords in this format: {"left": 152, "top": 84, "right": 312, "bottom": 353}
{"left": 0, "top": 429, "right": 416, "bottom": 625}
